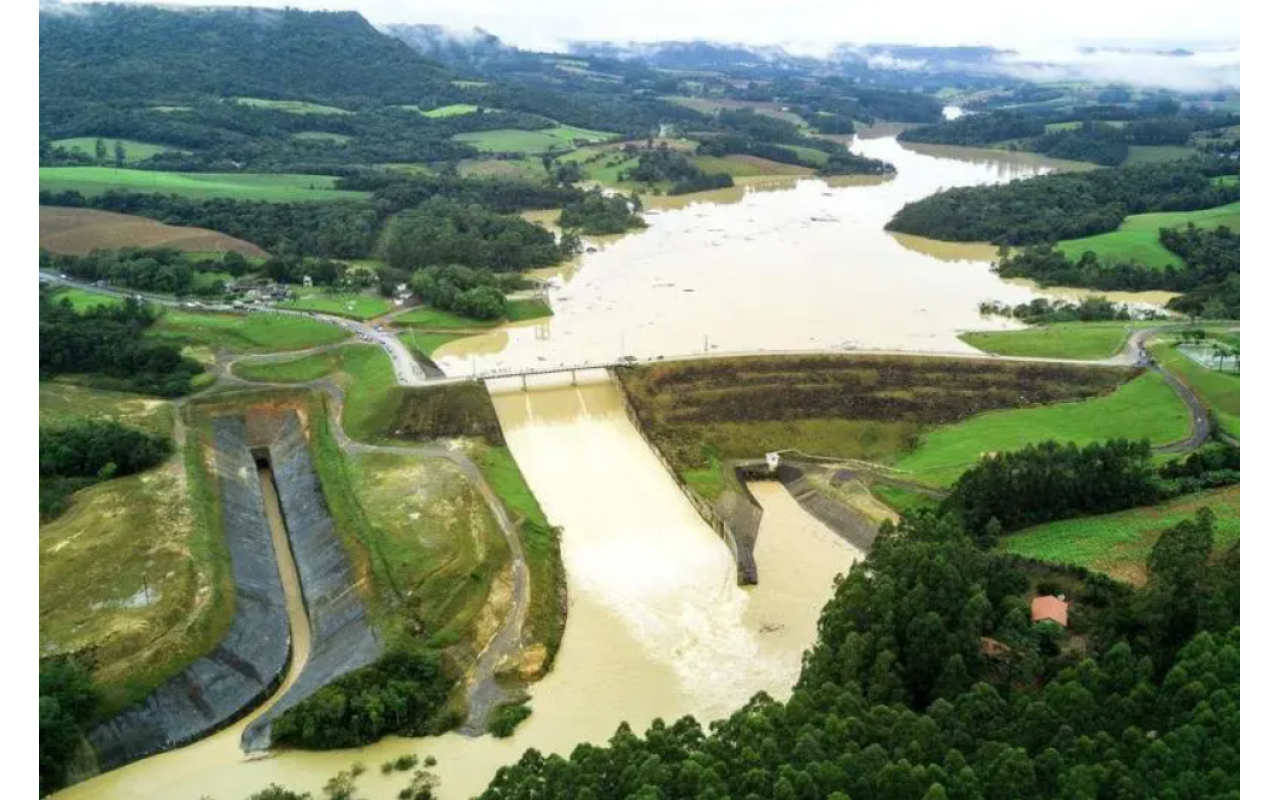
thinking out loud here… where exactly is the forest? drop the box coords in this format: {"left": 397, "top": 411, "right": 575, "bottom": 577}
{"left": 557, "top": 190, "right": 647, "bottom": 234}
{"left": 408, "top": 264, "right": 523, "bottom": 321}
{"left": 379, "top": 198, "right": 574, "bottom": 273}
{"left": 886, "top": 158, "right": 1239, "bottom": 245}
{"left": 40, "top": 419, "right": 173, "bottom": 517}
{"left": 38, "top": 292, "right": 203, "bottom": 397}
{"left": 479, "top": 504, "right": 1238, "bottom": 799}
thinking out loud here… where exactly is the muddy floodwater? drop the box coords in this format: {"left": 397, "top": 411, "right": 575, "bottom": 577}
{"left": 60, "top": 381, "right": 858, "bottom": 800}
{"left": 435, "top": 134, "right": 1107, "bottom": 376}
{"left": 60, "top": 130, "right": 1115, "bottom": 800}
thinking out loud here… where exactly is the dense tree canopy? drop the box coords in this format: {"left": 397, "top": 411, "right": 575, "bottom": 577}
{"left": 478, "top": 509, "right": 1239, "bottom": 800}
{"left": 557, "top": 189, "right": 646, "bottom": 234}
{"left": 380, "top": 198, "right": 569, "bottom": 273}
{"left": 886, "top": 159, "right": 1239, "bottom": 245}
{"left": 39, "top": 292, "right": 203, "bottom": 397}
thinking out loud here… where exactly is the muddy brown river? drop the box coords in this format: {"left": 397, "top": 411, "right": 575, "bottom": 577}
{"left": 59, "top": 127, "right": 1110, "bottom": 800}
{"left": 433, "top": 132, "right": 1140, "bottom": 376}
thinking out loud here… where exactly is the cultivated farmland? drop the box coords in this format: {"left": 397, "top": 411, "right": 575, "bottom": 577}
{"left": 39, "top": 167, "right": 369, "bottom": 202}
{"left": 39, "top": 206, "right": 269, "bottom": 256}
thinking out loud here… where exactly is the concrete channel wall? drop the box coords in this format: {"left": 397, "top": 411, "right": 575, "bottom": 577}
{"left": 610, "top": 369, "right": 761, "bottom": 584}
{"left": 241, "top": 412, "right": 381, "bottom": 751}
{"left": 87, "top": 417, "right": 291, "bottom": 773}
{"left": 774, "top": 462, "right": 882, "bottom": 553}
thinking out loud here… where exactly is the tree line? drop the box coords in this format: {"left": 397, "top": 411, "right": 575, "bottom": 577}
{"left": 408, "top": 264, "right": 527, "bottom": 321}
{"left": 994, "top": 223, "right": 1240, "bottom": 319}
{"left": 886, "top": 158, "right": 1239, "bottom": 245}
{"left": 39, "top": 292, "right": 203, "bottom": 397}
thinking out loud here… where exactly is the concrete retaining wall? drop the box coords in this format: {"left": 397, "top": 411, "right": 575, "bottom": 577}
{"left": 241, "top": 412, "right": 381, "bottom": 751}
{"left": 87, "top": 416, "right": 291, "bottom": 773}
{"left": 775, "top": 462, "right": 881, "bottom": 553}
{"left": 609, "top": 369, "right": 760, "bottom": 584}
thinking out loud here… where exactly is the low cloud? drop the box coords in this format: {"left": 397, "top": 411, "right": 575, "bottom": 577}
{"left": 991, "top": 46, "right": 1240, "bottom": 93}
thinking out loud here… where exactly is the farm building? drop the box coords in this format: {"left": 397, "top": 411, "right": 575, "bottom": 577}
{"left": 1031, "top": 595, "right": 1070, "bottom": 627}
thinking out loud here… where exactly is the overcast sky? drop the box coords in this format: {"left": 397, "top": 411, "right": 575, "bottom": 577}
{"left": 76, "top": 0, "right": 1240, "bottom": 53}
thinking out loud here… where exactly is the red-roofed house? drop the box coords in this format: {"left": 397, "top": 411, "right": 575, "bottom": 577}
{"left": 1031, "top": 595, "right": 1069, "bottom": 627}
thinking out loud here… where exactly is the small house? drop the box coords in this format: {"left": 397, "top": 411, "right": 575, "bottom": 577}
{"left": 1030, "top": 595, "right": 1069, "bottom": 627}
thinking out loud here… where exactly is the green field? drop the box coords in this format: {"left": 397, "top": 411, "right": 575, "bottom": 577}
{"left": 290, "top": 131, "right": 353, "bottom": 144}
{"left": 506, "top": 298, "right": 554, "bottom": 322}
{"left": 1150, "top": 339, "right": 1241, "bottom": 438}
{"left": 235, "top": 97, "right": 352, "bottom": 115}
{"left": 150, "top": 310, "right": 350, "bottom": 352}
{"left": 453, "top": 125, "right": 615, "bottom": 153}
{"left": 961, "top": 322, "right": 1137, "bottom": 360}
{"left": 399, "top": 331, "right": 470, "bottom": 361}
{"left": 234, "top": 345, "right": 397, "bottom": 442}
{"left": 894, "top": 372, "right": 1190, "bottom": 486}
{"left": 1057, "top": 202, "right": 1240, "bottom": 267}
{"left": 39, "top": 167, "right": 369, "bottom": 202}
{"left": 278, "top": 292, "right": 391, "bottom": 320}
{"left": 48, "top": 287, "right": 121, "bottom": 312}
{"left": 1123, "top": 145, "right": 1198, "bottom": 165}
{"left": 1000, "top": 486, "right": 1239, "bottom": 584}
{"left": 39, "top": 383, "right": 174, "bottom": 438}
{"left": 51, "top": 137, "right": 188, "bottom": 164}
{"left": 689, "top": 154, "right": 810, "bottom": 178}
{"left": 393, "top": 307, "right": 502, "bottom": 329}
{"left": 423, "top": 103, "right": 480, "bottom": 118}
{"left": 779, "top": 144, "right": 830, "bottom": 167}
{"left": 457, "top": 156, "right": 548, "bottom": 181}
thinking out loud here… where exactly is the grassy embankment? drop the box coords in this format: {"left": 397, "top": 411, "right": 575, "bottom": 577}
{"left": 39, "top": 167, "right": 369, "bottom": 202}
{"left": 48, "top": 287, "right": 122, "bottom": 313}
{"left": 277, "top": 292, "right": 392, "bottom": 320}
{"left": 1056, "top": 202, "right": 1239, "bottom": 267}
{"left": 1000, "top": 485, "right": 1239, "bottom": 584}
{"left": 616, "top": 355, "right": 1148, "bottom": 497}
{"left": 1149, "top": 338, "right": 1240, "bottom": 439}
{"left": 149, "top": 310, "right": 350, "bottom": 361}
{"left": 894, "top": 371, "right": 1189, "bottom": 486}
{"left": 39, "top": 385, "right": 233, "bottom": 719}
{"left": 961, "top": 322, "right": 1137, "bottom": 360}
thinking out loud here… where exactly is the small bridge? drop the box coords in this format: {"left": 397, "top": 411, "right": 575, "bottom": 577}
{"left": 477, "top": 361, "right": 626, "bottom": 390}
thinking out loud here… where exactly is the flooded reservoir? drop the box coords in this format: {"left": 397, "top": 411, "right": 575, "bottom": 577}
{"left": 58, "top": 131, "right": 1082, "bottom": 800}
{"left": 434, "top": 133, "right": 1098, "bottom": 376}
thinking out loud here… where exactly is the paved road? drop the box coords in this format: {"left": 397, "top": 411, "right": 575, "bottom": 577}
{"left": 40, "top": 271, "right": 430, "bottom": 386}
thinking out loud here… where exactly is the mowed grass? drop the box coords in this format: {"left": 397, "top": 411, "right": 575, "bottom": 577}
{"left": 393, "top": 307, "right": 502, "bottom": 329}
{"left": 1057, "top": 202, "right": 1240, "bottom": 267}
{"left": 39, "top": 167, "right": 369, "bottom": 202}
{"left": 347, "top": 452, "right": 509, "bottom": 647}
{"left": 506, "top": 298, "right": 554, "bottom": 322}
{"left": 453, "top": 125, "right": 615, "bottom": 153}
{"left": 894, "top": 371, "right": 1190, "bottom": 486}
{"left": 52, "top": 137, "right": 187, "bottom": 163}
{"left": 1123, "top": 145, "right": 1198, "bottom": 164}
{"left": 48, "top": 287, "right": 121, "bottom": 312}
{"left": 235, "top": 97, "right": 352, "bottom": 115}
{"left": 474, "top": 445, "right": 564, "bottom": 674}
{"left": 399, "top": 331, "right": 470, "bottom": 361}
{"left": 150, "top": 310, "right": 350, "bottom": 353}
{"left": 961, "top": 322, "right": 1136, "bottom": 360}
{"left": 39, "top": 408, "right": 231, "bottom": 718}
{"left": 1000, "top": 486, "right": 1240, "bottom": 584}
{"left": 234, "top": 345, "right": 398, "bottom": 443}
{"left": 1151, "top": 339, "right": 1240, "bottom": 438}
{"left": 278, "top": 292, "right": 391, "bottom": 320}
{"left": 690, "top": 154, "right": 811, "bottom": 177}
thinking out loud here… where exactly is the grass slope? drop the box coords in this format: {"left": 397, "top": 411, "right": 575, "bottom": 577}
{"left": 1150, "top": 339, "right": 1240, "bottom": 438}
{"left": 894, "top": 372, "right": 1189, "bottom": 486}
{"left": 1057, "top": 202, "right": 1240, "bottom": 267}
{"left": 278, "top": 292, "right": 392, "bottom": 320}
{"left": 961, "top": 322, "right": 1136, "bottom": 360}
{"left": 393, "top": 307, "right": 502, "bottom": 329}
{"left": 150, "top": 310, "right": 350, "bottom": 353}
{"left": 1000, "top": 486, "right": 1239, "bottom": 584}
{"left": 39, "top": 167, "right": 369, "bottom": 202}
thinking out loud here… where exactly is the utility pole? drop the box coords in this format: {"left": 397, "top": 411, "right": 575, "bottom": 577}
{"left": 703, "top": 333, "right": 709, "bottom": 354}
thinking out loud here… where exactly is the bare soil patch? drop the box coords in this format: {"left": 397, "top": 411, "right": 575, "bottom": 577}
{"left": 40, "top": 206, "right": 268, "bottom": 257}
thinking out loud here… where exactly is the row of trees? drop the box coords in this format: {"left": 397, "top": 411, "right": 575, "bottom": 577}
{"left": 978, "top": 295, "right": 1162, "bottom": 324}
{"left": 40, "top": 247, "right": 230, "bottom": 297}
{"left": 887, "top": 158, "right": 1239, "bottom": 245}
{"left": 40, "top": 418, "right": 174, "bottom": 517}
